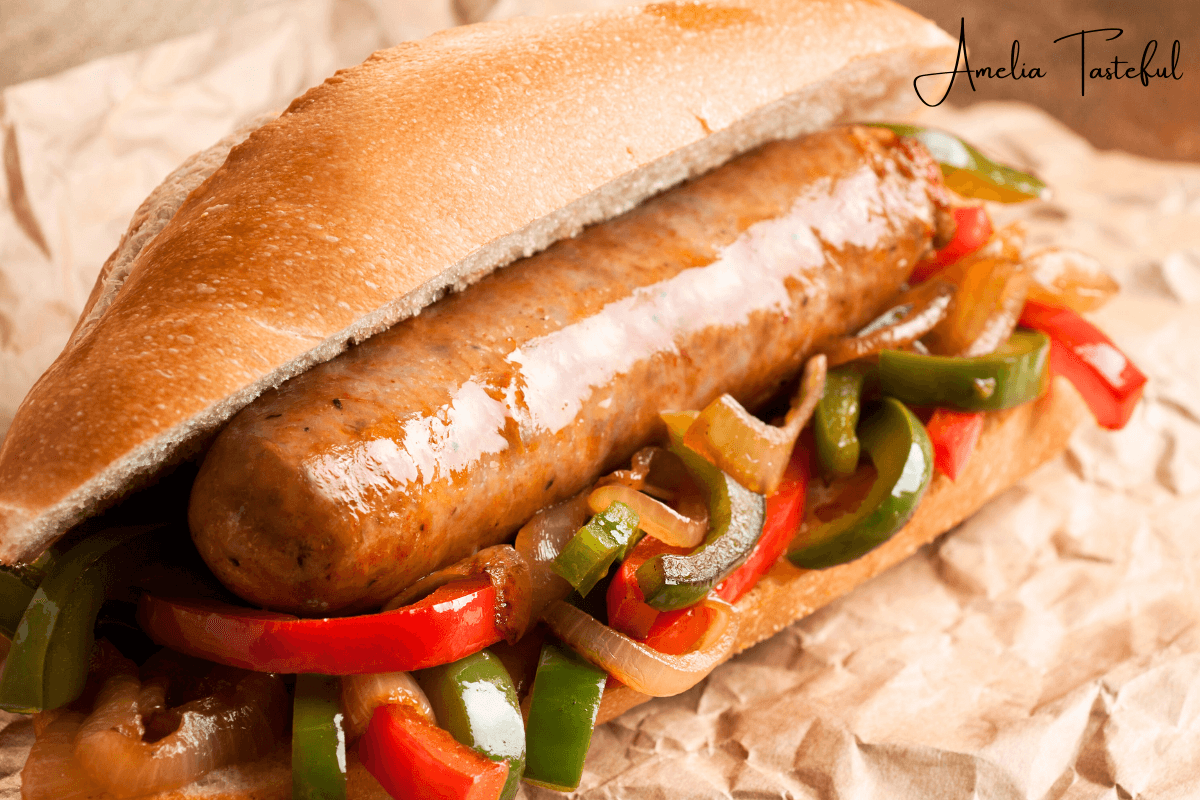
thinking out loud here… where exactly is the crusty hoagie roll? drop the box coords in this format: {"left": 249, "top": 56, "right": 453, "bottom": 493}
{"left": 0, "top": 2, "right": 1141, "bottom": 799}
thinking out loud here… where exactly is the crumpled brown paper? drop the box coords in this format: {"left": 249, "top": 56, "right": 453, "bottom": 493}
{"left": 530, "top": 103, "right": 1200, "bottom": 799}
{"left": 2, "top": 3, "right": 1199, "bottom": 799}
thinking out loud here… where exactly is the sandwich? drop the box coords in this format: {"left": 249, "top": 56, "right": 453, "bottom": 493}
{"left": 0, "top": 1, "right": 1146, "bottom": 798}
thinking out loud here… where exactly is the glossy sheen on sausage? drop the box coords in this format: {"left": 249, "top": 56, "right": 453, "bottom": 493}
{"left": 188, "top": 126, "right": 947, "bottom": 614}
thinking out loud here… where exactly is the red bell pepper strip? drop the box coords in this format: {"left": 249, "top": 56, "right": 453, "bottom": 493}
{"left": 924, "top": 408, "right": 985, "bottom": 481}
{"left": 606, "top": 537, "right": 690, "bottom": 640}
{"left": 640, "top": 603, "right": 714, "bottom": 655}
{"left": 360, "top": 703, "right": 508, "bottom": 800}
{"left": 911, "top": 205, "right": 993, "bottom": 283}
{"left": 715, "top": 443, "right": 809, "bottom": 604}
{"left": 1018, "top": 300, "right": 1147, "bottom": 429}
{"left": 136, "top": 577, "right": 501, "bottom": 674}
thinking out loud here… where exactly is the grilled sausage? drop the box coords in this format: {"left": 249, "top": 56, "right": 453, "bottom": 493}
{"left": 188, "top": 126, "right": 949, "bottom": 614}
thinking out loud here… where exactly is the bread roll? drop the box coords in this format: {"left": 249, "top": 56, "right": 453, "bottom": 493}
{"left": 9, "top": 4, "right": 1095, "bottom": 799}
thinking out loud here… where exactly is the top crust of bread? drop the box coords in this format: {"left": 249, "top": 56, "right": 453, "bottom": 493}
{"left": 0, "top": 0, "right": 954, "bottom": 562}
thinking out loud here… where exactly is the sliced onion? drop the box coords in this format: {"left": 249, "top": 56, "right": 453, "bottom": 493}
{"left": 597, "top": 446, "right": 697, "bottom": 502}
{"left": 72, "top": 653, "right": 288, "bottom": 798}
{"left": 980, "top": 221, "right": 1026, "bottom": 261}
{"left": 1025, "top": 247, "right": 1118, "bottom": 313}
{"left": 920, "top": 222, "right": 1031, "bottom": 356}
{"left": 961, "top": 267, "right": 1031, "bottom": 357}
{"left": 597, "top": 447, "right": 708, "bottom": 530}
{"left": 682, "top": 355, "right": 826, "bottom": 495}
{"left": 541, "top": 597, "right": 739, "bottom": 697}
{"left": 136, "top": 681, "right": 167, "bottom": 724}
{"left": 588, "top": 484, "right": 707, "bottom": 548}
{"left": 924, "top": 254, "right": 1031, "bottom": 357}
{"left": 21, "top": 712, "right": 105, "bottom": 800}
{"left": 598, "top": 447, "right": 654, "bottom": 492}
{"left": 514, "top": 493, "right": 592, "bottom": 622}
{"left": 384, "top": 544, "right": 533, "bottom": 643}
{"left": 341, "top": 671, "right": 434, "bottom": 743}
{"left": 823, "top": 280, "right": 955, "bottom": 366}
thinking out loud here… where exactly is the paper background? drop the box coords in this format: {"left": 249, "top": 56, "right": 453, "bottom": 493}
{"left": 1, "top": 3, "right": 1199, "bottom": 798}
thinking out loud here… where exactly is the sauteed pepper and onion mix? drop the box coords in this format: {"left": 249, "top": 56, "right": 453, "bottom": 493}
{"left": 1, "top": 127, "right": 1146, "bottom": 800}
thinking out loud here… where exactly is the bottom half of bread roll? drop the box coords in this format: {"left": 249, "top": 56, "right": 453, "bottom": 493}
{"left": 23, "top": 377, "right": 1086, "bottom": 800}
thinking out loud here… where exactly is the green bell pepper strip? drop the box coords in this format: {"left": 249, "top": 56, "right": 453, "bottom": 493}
{"left": 878, "top": 330, "right": 1050, "bottom": 412}
{"left": 292, "top": 674, "right": 348, "bottom": 800}
{"left": 522, "top": 642, "right": 607, "bottom": 792}
{"left": 417, "top": 650, "right": 526, "bottom": 800}
{"left": 815, "top": 367, "right": 867, "bottom": 478}
{"left": 635, "top": 414, "right": 766, "bottom": 611}
{"left": 870, "top": 124, "right": 1048, "bottom": 202}
{"left": 0, "top": 549, "right": 59, "bottom": 642}
{"left": 0, "top": 572, "right": 37, "bottom": 644}
{"left": 552, "top": 502, "right": 640, "bottom": 597}
{"left": 789, "top": 398, "right": 934, "bottom": 569}
{"left": 0, "top": 524, "right": 169, "bottom": 713}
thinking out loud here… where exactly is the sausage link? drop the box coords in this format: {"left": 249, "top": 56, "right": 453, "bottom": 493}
{"left": 188, "top": 126, "right": 947, "bottom": 614}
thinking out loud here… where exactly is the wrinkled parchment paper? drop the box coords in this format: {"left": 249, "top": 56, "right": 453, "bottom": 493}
{"left": 2, "top": 3, "right": 1199, "bottom": 798}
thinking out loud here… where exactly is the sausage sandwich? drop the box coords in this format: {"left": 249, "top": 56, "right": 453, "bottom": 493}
{"left": 0, "top": 1, "right": 1145, "bottom": 798}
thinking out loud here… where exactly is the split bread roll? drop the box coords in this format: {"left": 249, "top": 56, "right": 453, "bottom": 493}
{"left": 4, "top": 1, "right": 1097, "bottom": 797}
{"left": 0, "top": 0, "right": 956, "bottom": 562}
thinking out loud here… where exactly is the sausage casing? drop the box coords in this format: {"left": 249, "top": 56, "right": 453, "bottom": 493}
{"left": 188, "top": 126, "right": 947, "bottom": 614}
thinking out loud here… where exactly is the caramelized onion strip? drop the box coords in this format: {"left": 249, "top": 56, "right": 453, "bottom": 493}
{"left": 596, "top": 448, "right": 709, "bottom": 538}
{"left": 921, "top": 222, "right": 1033, "bottom": 357}
{"left": 1025, "top": 247, "right": 1118, "bottom": 313}
{"left": 599, "top": 448, "right": 655, "bottom": 496}
{"left": 588, "top": 484, "right": 707, "bottom": 549}
{"left": 597, "top": 447, "right": 692, "bottom": 502}
{"left": 21, "top": 712, "right": 104, "bottom": 800}
{"left": 682, "top": 355, "right": 826, "bottom": 495}
{"left": 341, "top": 671, "right": 434, "bottom": 743}
{"left": 541, "top": 597, "right": 738, "bottom": 697}
{"left": 924, "top": 257, "right": 1031, "bottom": 357}
{"left": 823, "top": 280, "right": 955, "bottom": 366}
{"left": 513, "top": 494, "right": 592, "bottom": 622}
{"left": 71, "top": 658, "right": 288, "bottom": 798}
